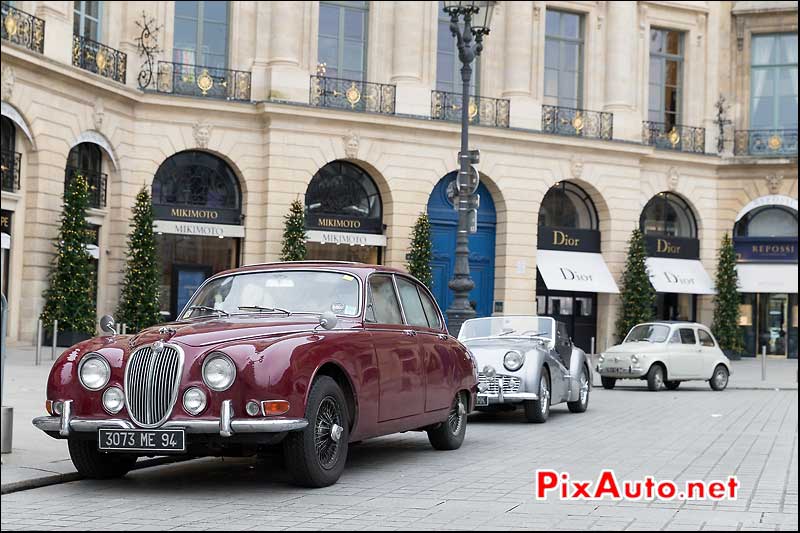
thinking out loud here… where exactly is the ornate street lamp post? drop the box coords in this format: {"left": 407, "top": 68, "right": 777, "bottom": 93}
{"left": 442, "top": 1, "right": 495, "bottom": 336}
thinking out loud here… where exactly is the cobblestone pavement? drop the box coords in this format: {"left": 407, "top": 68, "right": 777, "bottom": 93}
{"left": 2, "top": 387, "right": 797, "bottom": 531}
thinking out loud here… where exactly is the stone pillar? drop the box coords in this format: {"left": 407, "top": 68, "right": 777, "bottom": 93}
{"left": 391, "top": 1, "right": 430, "bottom": 116}
{"left": 603, "top": 2, "right": 640, "bottom": 141}
{"left": 264, "top": 1, "right": 308, "bottom": 103}
{"left": 502, "top": 1, "right": 536, "bottom": 129}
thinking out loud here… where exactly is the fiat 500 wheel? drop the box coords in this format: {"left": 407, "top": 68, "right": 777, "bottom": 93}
{"left": 427, "top": 392, "right": 467, "bottom": 450}
{"left": 283, "top": 376, "right": 349, "bottom": 487}
{"left": 524, "top": 368, "right": 551, "bottom": 423}
{"left": 68, "top": 438, "right": 137, "bottom": 479}
{"left": 600, "top": 376, "right": 616, "bottom": 390}
{"left": 567, "top": 365, "right": 590, "bottom": 413}
{"left": 647, "top": 365, "right": 665, "bottom": 391}
{"left": 710, "top": 364, "right": 729, "bottom": 391}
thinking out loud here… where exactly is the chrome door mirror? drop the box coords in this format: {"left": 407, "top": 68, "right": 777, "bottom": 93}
{"left": 99, "top": 314, "right": 117, "bottom": 335}
{"left": 318, "top": 311, "right": 338, "bottom": 331}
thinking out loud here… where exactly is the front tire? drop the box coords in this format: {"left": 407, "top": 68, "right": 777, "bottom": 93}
{"left": 647, "top": 364, "right": 665, "bottom": 391}
{"left": 524, "top": 368, "right": 551, "bottom": 423}
{"left": 283, "top": 376, "right": 350, "bottom": 488}
{"left": 710, "top": 365, "right": 729, "bottom": 391}
{"left": 427, "top": 392, "right": 468, "bottom": 451}
{"left": 601, "top": 376, "right": 616, "bottom": 390}
{"left": 665, "top": 380, "right": 681, "bottom": 390}
{"left": 68, "top": 439, "right": 137, "bottom": 479}
{"left": 567, "top": 365, "right": 590, "bottom": 413}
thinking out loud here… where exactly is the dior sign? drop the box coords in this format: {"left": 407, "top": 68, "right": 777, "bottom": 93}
{"left": 645, "top": 235, "right": 699, "bottom": 259}
{"left": 538, "top": 227, "right": 601, "bottom": 253}
{"left": 560, "top": 267, "right": 593, "bottom": 282}
{"left": 652, "top": 271, "right": 697, "bottom": 287}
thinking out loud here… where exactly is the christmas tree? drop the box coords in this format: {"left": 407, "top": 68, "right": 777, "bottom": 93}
{"left": 712, "top": 233, "right": 744, "bottom": 354}
{"left": 116, "top": 188, "right": 162, "bottom": 332}
{"left": 280, "top": 199, "right": 307, "bottom": 261}
{"left": 40, "top": 175, "right": 97, "bottom": 336}
{"left": 407, "top": 212, "right": 433, "bottom": 288}
{"left": 614, "top": 229, "right": 656, "bottom": 342}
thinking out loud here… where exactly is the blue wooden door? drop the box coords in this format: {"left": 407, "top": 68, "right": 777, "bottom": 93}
{"left": 427, "top": 173, "right": 496, "bottom": 321}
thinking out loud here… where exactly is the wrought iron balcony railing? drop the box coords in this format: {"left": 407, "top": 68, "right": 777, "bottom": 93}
{"left": 310, "top": 75, "right": 396, "bottom": 115}
{"left": 430, "top": 91, "right": 510, "bottom": 128}
{"left": 72, "top": 35, "right": 127, "bottom": 84}
{"left": 65, "top": 166, "right": 107, "bottom": 209}
{"left": 642, "top": 121, "right": 705, "bottom": 154}
{"left": 1, "top": 2, "right": 45, "bottom": 54}
{"left": 1, "top": 150, "right": 21, "bottom": 192}
{"left": 155, "top": 62, "right": 251, "bottom": 101}
{"left": 542, "top": 105, "right": 613, "bottom": 140}
{"left": 734, "top": 129, "right": 798, "bottom": 157}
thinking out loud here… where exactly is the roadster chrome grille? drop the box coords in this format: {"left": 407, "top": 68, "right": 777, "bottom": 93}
{"left": 478, "top": 373, "right": 521, "bottom": 395}
{"left": 124, "top": 344, "right": 183, "bottom": 428}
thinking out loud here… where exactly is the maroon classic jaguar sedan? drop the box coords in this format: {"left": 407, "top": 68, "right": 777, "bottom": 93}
{"left": 33, "top": 262, "right": 478, "bottom": 487}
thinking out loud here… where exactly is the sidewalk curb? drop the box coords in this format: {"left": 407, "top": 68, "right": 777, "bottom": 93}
{"left": 1, "top": 456, "right": 187, "bottom": 495}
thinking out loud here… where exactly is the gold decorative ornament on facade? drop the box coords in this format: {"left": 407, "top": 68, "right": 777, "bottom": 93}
{"left": 572, "top": 111, "right": 585, "bottom": 133}
{"left": 767, "top": 134, "right": 783, "bottom": 151}
{"left": 668, "top": 127, "right": 681, "bottom": 147}
{"left": 345, "top": 82, "right": 362, "bottom": 107}
{"left": 197, "top": 69, "right": 214, "bottom": 95}
{"left": 95, "top": 49, "right": 108, "bottom": 71}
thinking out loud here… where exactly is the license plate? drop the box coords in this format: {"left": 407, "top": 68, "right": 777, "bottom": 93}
{"left": 476, "top": 395, "right": 489, "bottom": 406}
{"left": 605, "top": 367, "right": 626, "bottom": 373}
{"left": 98, "top": 428, "right": 185, "bottom": 453}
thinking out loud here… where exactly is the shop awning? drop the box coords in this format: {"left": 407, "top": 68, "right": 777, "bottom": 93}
{"left": 85, "top": 244, "right": 100, "bottom": 260}
{"left": 536, "top": 250, "right": 619, "bottom": 293}
{"left": 306, "top": 230, "right": 387, "bottom": 247}
{"left": 645, "top": 257, "right": 715, "bottom": 295}
{"left": 736, "top": 263, "right": 798, "bottom": 293}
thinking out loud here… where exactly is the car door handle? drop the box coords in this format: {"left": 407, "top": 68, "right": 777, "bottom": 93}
{"left": 403, "top": 330, "right": 417, "bottom": 337}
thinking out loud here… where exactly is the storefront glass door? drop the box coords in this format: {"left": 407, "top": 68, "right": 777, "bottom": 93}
{"left": 760, "top": 293, "right": 788, "bottom": 356}
{"left": 740, "top": 293, "right": 798, "bottom": 358}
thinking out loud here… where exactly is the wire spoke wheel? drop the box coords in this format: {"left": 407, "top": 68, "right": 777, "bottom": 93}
{"left": 447, "top": 394, "right": 465, "bottom": 435}
{"left": 540, "top": 375, "right": 550, "bottom": 416}
{"left": 314, "top": 396, "right": 342, "bottom": 470}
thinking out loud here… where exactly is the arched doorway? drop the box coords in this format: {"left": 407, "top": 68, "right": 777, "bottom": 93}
{"left": 1, "top": 116, "right": 19, "bottom": 307}
{"left": 304, "top": 160, "right": 385, "bottom": 263}
{"left": 428, "top": 172, "right": 496, "bottom": 320}
{"left": 640, "top": 192, "right": 714, "bottom": 321}
{"left": 152, "top": 150, "right": 244, "bottom": 319}
{"left": 536, "top": 181, "right": 618, "bottom": 352}
{"left": 733, "top": 196, "right": 798, "bottom": 358}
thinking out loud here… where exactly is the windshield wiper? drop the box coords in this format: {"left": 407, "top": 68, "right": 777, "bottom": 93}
{"left": 186, "top": 305, "right": 229, "bottom": 317}
{"left": 498, "top": 329, "right": 517, "bottom": 336}
{"left": 238, "top": 305, "right": 291, "bottom": 316}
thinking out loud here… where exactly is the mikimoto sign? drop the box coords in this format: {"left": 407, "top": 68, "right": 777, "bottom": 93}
{"left": 153, "top": 220, "right": 245, "bottom": 239}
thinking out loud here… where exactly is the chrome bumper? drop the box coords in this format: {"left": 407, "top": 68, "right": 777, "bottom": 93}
{"left": 477, "top": 392, "right": 539, "bottom": 404}
{"left": 597, "top": 365, "right": 646, "bottom": 378}
{"left": 32, "top": 400, "right": 308, "bottom": 439}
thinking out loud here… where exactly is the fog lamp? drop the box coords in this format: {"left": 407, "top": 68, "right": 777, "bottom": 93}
{"left": 183, "top": 387, "right": 207, "bottom": 416}
{"left": 246, "top": 400, "right": 261, "bottom": 417}
{"left": 102, "top": 387, "right": 125, "bottom": 414}
{"left": 482, "top": 365, "right": 496, "bottom": 378}
{"left": 46, "top": 400, "right": 64, "bottom": 416}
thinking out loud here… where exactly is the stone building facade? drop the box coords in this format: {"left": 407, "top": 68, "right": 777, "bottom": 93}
{"left": 1, "top": 1, "right": 797, "bottom": 357}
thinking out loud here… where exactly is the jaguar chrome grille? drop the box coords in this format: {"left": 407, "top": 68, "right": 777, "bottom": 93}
{"left": 124, "top": 344, "right": 183, "bottom": 428}
{"left": 478, "top": 373, "right": 521, "bottom": 395}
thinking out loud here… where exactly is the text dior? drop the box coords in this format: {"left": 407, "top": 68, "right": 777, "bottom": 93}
{"left": 553, "top": 230, "right": 581, "bottom": 247}
{"left": 560, "top": 267, "right": 593, "bottom": 282}
{"left": 660, "top": 271, "right": 695, "bottom": 285}
{"left": 657, "top": 239, "right": 680, "bottom": 254}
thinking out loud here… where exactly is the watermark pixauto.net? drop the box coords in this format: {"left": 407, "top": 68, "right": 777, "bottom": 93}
{"left": 535, "top": 470, "right": 740, "bottom": 501}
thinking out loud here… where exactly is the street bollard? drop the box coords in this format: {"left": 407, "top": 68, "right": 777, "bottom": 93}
{"left": 35, "top": 319, "right": 43, "bottom": 366}
{"left": 590, "top": 337, "right": 595, "bottom": 355}
{"left": 1, "top": 293, "right": 11, "bottom": 455}
{"left": 761, "top": 345, "right": 766, "bottom": 381}
{"left": 122, "top": 323, "right": 127, "bottom": 335}
{"left": 51, "top": 319, "right": 58, "bottom": 361}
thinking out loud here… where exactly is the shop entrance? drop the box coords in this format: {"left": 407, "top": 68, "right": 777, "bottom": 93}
{"left": 740, "top": 293, "right": 798, "bottom": 358}
{"left": 536, "top": 274, "right": 597, "bottom": 353}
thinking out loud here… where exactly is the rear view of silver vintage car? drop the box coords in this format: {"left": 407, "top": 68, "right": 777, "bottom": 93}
{"left": 459, "top": 316, "right": 592, "bottom": 423}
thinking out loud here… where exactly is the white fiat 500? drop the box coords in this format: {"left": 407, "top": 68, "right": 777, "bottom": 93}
{"left": 597, "top": 322, "right": 732, "bottom": 391}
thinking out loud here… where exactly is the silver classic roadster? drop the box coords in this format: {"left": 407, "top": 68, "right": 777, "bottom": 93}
{"left": 458, "top": 316, "right": 592, "bottom": 423}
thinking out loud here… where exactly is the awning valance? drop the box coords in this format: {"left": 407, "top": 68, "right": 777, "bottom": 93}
{"left": 645, "top": 257, "right": 715, "bottom": 295}
{"left": 736, "top": 263, "right": 798, "bottom": 293}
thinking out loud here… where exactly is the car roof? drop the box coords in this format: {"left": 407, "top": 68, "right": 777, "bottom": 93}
{"left": 210, "top": 261, "right": 410, "bottom": 280}
{"left": 639, "top": 321, "right": 709, "bottom": 328}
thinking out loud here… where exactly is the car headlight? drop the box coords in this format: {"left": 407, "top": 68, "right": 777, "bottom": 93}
{"left": 202, "top": 353, "right": 236, "bottom": 392}
{"left": 598, "top": 354, "right": 605, "bottom": 364}
{"left": 102, "top": 387, "right": 125, "bottom": 414}
{"left": 78, "top": 353, "right": 111, "bottom": 391}
{"left": 482, "top": 365, "right": 496, "bottom": 378}
{"left": 183, "top": 387, "right": 207, "bottom": 415}
{"left": 503, "top": 350, "right": 525, "bottom": 372}
{"left": 631, "top": 354, "right": 639, "bottom": 365}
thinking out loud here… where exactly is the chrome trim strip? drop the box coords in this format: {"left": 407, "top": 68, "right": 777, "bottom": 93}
{"left": 220, "top": 399, "right": 233, "bottom": 437}
{"left": 477, "top": 393, "right": 539, "bottom": 401}
{"left": 59, "top": 400, "right": 72, "bottom": 437}
{"left": 33, "top": 416, "right": 309, "bottom": 435}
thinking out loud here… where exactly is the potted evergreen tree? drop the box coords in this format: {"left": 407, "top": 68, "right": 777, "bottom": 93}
{"left": 40, "top": 175, "right": 97, "bottom": 346}
{"left": 116, "top": 188, "right": 162, "bottom": 333}
{"left": 614, "top": 229, "right": 656, "bottom": 343}
{"left": 281, "top": 199, "right": 307, "bottom": 261}
{"left": 712, "top": 233, "right": 744, "bottom": 359}
{"left": 407, "top": 212, "right": 433, "bottom": 288}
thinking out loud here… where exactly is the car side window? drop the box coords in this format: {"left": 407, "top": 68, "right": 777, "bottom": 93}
{"left": 669, "top": 330, "right": 681, "bottom": 343}
{"left": 679, "top": 328, "right": 697, "bottom": 344}
{"left": 396, "top": 277, "right": 429, "bottom": 327}
{"left": 418, "top": 288, "right": 443, "bottom": 330}
{"left": 698, "top": 329, "right": 716, "bottom": 347}
{"left": 366, "top": 275, "right": 403, "bottom": 325}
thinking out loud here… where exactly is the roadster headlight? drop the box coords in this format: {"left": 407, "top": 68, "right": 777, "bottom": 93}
{"left": 202, "top": 353, "right": 236, "bottom": 392}
{"left": 503, "top": 350, "right": 525, "bottom": 372}
{"left": 598, "top": 354, "right": 605, "bottom": 364}
{"left": 183, "top": 387, "right": 207, "bottom": 415}
{"left": 631, "top": 354, "right": 639, "bottom": 365}
{"left": 102, "top": 387, "right": 124, "bottom": 414}
{"left": 78, "top": 353, "right": 111, "bottom": 391}
{"left": 482, "top": 365, "right": 496, "bottom": 378}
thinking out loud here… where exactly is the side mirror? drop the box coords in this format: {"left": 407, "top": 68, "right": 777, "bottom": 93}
{"left": 99, "top": 314, "right": 117, "bottom": 335}
{"left": 319, "top": 311, "right": 338, "bottom": 331}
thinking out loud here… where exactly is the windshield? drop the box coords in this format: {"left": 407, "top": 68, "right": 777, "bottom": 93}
{"left": 181, "top": 270, "right": 361, "bottom": 319}
{"left": 624, "top": 324, "right": 671, "bottom": 343}
{"left": 459, "top": 316, "right": 554, "bottom": 341}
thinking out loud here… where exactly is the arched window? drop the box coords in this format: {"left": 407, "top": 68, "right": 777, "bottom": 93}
{"left": 640, "top": 192, "right": 697, "bottom": 238}
{"left": 152, "top": 151, "right": 242, "bottom": 224}
{"left": 1, "top": 116, "right": 19, "bottom": 192}
{"left": 305, "top": 161, "right": 382, "bottom": 233}
{"left": 538, "top": 181, "right": 598, "bottom": 229}
{"left": 66, "top": 142, "right": 106, "bottom": 208}
{"left": 735, "top": 206, "right": 798, "bottom": 238}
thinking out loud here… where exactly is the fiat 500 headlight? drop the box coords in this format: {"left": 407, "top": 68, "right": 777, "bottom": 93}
{"left": 78, "top": 353, "right": 111, "bottom": 391}
{"left": 503, "top": 350, "right": 525, "bottom": 372}
{"left": 631, "top": 354, "right": 640, "bottom": 365}
{"left": 202, "top": 353, "right": 236, "bottom": 392}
